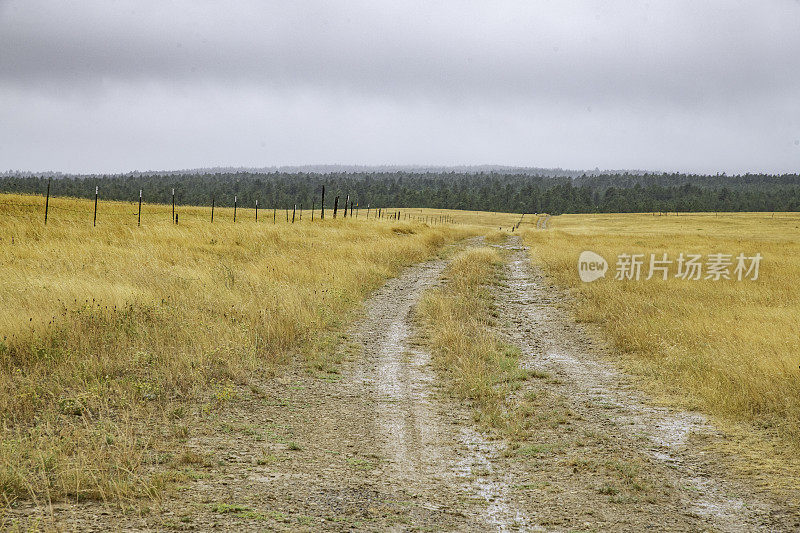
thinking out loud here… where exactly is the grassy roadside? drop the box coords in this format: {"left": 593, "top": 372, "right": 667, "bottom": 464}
{"left": 521, "top": 213, "right": 800, "bottom": 496}
{"left": 0, "top": 193, "right": 477, "bottom": 504}
{"left": 417, "top": 243, "right": 533, "bottom": 439}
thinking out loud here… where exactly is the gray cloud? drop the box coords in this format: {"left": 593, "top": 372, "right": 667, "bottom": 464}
{"left": 1, "top": 0, "right": 799, "bottom": 173}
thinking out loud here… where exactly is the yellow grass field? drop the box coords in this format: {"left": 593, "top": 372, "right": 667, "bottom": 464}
{"left": 0, "top": 193, "right": 477, "bottom": 502}
{"left": 5, "top": 192, "right": 800, "bottom": 504}
{"left": 521, "top": 213, "right": 800, "bottom": 490}
{"left": 398, "top": 207, "right": 525, "bottom": 229}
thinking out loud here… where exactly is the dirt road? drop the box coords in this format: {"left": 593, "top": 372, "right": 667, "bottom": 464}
{"left": 8, "top": 237, "right": 799, "bottom": 531}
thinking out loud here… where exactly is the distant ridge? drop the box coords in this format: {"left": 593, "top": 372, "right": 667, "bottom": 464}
{"left": 176, "top": 165, "right": 651, "bottom": 178}
{"left": 1, "top": 165, "right": 651, "bottom": 179}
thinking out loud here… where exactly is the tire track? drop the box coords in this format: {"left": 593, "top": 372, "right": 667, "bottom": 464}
{"left": 350, "top": 243, "right": 531, "bottom": 531}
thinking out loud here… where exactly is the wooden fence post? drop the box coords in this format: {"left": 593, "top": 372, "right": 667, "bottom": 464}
{"left": 343, "top": 195, "right": 349, "bottom": 218}
{"left": 273, "top": 207, "right": 276, "bottom": 223}
{"left": 311, "top": 199, "right": 315, "bottom": 221}
{"left": 255, "top": 200, "right": 258, "bottom": 222}
{"left": 137, "top": 189, "right": 142, "bottom": 227}
{"left": 333, "top": 196, "right": 339, "bottom": 218}
{"left": 292, "top": 204, "right": 296, "bottom": 223}
{"left": 233, "top": 195, "right": 237, "bottom": 222}
{"left": 93, "top": 186, "right": 98, "bottom": 227}
{"left": 321, "top": 185, "right": 325, "bottom": 219}
{"left": 44, "top": 177, "right": 51, "bottom": 225}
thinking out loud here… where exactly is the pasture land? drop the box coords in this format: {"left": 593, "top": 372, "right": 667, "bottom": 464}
{"left": 0, "top": 193, "right": 476, "bottom": 501}
{"left": 399, "top": 207, "right": 525, "bottom": 228}
{"left": 523, "top": 213, "right": 800, "bottom": 492}
{"left": 3, "top": 192, "right": 800, "bottom": 519}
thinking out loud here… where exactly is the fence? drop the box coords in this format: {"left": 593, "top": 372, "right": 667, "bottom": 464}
{"left": 4, "top": 180, "right": 459, "bottom": 227}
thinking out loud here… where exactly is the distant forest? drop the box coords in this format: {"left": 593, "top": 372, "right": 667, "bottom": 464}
{"left": 2, "top": 171, "right": 800, "bottom": 214}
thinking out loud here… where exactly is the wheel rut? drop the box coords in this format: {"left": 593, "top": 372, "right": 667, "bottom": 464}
{"left": 348, "top": 244, "right": 530, "bottom": 530}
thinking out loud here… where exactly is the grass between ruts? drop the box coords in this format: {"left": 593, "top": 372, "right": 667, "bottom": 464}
{"left": 0, "top": 193, "right": 478, "bottom": 504}
{"left": 521, "top": 212, "right": 800, "bottom": 496}
{"left": 417, "top": 244, "right": 533, "bottom": 439}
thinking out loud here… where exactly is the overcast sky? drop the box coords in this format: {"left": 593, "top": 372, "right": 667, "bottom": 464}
{"left": 1, "top": 1, "right": 799, "bottom": 174}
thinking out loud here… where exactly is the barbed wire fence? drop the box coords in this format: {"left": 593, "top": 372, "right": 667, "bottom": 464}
{"left": 1, "top": 179, "right": 460, "bottom": 228}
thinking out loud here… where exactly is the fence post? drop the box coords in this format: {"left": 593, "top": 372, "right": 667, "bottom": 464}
{"left": 367, "top": 204, "right": 370, "bottom": 219}
{"left": 138, "top": 189, "right": 142, "bottom": 226}
{"left": 343, "top": 195, "right": 349, "bottom": 218}
{"left": 321, "top": 185, "right": 325, "bottom": 219}
{"left": 273, "top": 207, "right": 276, "bottom": 223}
{"left": 333, "top": 196, "right": 339, "bottom": 218}
{"left": 211, "top": 196, "right": 215, "bottom": 223}
{"left": 44, "top": 177, "right": 51, "bottom": 225}
{"left": 311, "top": 199, "right": 315, "bottom": 221}
{"left": 172, "top": 188, "right": 175, "bottom": 223}
{"left": 350, "top": 201, "right": 354, "bottom": 217}
{"left": 292, "top": 204, "right": 296, "bottom": 223}
{"left": 234, "top": 195, "right": 237, "bottom": 222}
{"left": 255, "top": 200, "right": 258, "bottom": 222}
{"left": 93, "top": 186, "right": 98, "bottom": 227}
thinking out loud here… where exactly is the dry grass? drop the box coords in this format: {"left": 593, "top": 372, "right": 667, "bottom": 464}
{"left": 9, "top": 191, "right": 798, "bottom": 502}
{"left": 484, "top": 230, "right": 508, "bottom": 244}
{"left": 396, "top": 207, "right": 526, "bottom": 229}
{"left": 417, "top": 244, "right": 533, "bottom": 439}
{"left": 0, "top": 193, "right": 475, "bottom": 503}
{"left": 522, "top": 212, "right": 800, "bottom": 492}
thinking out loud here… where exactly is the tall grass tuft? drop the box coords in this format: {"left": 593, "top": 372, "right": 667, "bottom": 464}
{"left": 418, "top": 245, "right": 532, "bottom": 439}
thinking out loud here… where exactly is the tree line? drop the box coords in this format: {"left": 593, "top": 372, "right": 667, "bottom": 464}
{"left": 1, "top": 171, "right": 799, "bottom": 214}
